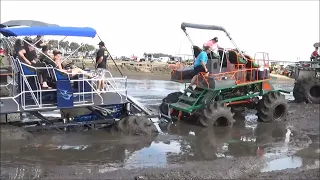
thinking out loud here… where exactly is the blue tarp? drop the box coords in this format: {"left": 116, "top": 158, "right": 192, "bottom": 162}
{"left": 0, "top": 26, "right": 97, "bottom": 38}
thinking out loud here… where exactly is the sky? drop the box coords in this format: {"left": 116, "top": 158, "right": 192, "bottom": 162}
{"left": 1, "top": 0, "right": 319, "bottom": 61}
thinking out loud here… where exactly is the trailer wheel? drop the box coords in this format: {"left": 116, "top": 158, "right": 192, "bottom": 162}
{"left": 198, "top": 102, "right": 235, "bottom": 127}
{"left": 304, "top": 77, "right": 320, "bottom": 104}
{"left": 159, "top": 91, "right": 183, "bottom": 115}
{"left": 113, "top": 116, "right": 158, "bottom": 136}
{"left": 257, "top": 91, "right": 288, "bottom": 123}
{"left": 293, "top": 81, "right": 306, "bottom": 103}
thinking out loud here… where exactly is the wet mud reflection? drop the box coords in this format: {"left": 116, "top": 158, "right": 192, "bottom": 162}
{"left": 1, "top": 80, "right": 314, "bottom": 179}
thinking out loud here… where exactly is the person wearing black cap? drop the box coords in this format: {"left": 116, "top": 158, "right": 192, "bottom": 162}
{"left": 96, "top": 41, "right": 108, "bottom": 69}
{"left": 95, "top": 41, "right": 109, "bottom": 91}
{"left": 16, "top": 38, "right": 51, "bottom": 89}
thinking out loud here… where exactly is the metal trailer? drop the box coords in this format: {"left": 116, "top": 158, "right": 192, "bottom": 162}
{"left": 0, "top": 23, "right": 159, "bottom": 134}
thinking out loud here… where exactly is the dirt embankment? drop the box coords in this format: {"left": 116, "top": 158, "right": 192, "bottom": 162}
{"left": 107, "top": 63, "right": 172, "bottom": 80}
{"left": 93, "top": 61, "right": 294, "bottom": 82}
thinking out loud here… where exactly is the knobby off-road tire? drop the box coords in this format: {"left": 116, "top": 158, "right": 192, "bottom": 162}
{"left": 113, "top": 116, "right": 158, "bottom": 136}
{"left": 159, "top": 91, "right": 183, "bottom": 115}
{"left": 303, "top": 77, "right": 320, "bottom": 104}
{"left": 293, "top": 78, "right": 320, "bottom": 104}
{"left": 257, "top": 91, "right": 288, "bottom": 123}
{"left": 198, "top": 102, "right": 235, "bottom": 127}
{"left": 293, "top": 81, "right": 306, "bottom": 103}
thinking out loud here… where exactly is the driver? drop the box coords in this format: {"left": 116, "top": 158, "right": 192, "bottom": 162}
{"left": 187, "top": 46, "right": 211, "bottom": 90}
{"left": 310, "top": 47, "right": 319, "bottom": 61}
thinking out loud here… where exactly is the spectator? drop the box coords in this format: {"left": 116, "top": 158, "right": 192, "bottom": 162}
{"left": 203, "top": 37, "right": 221, "bottom": 54}
{"left": 39, "top": 46, "right": 56, "bottom": 67}
{"left": 53, "top": 50, "right": 92, "bottom": 78}
{"left": 95, "top": 41, "right": 109, "bottom": 92}
{"left": 16, "top": 39, "right": 51, "bottom": 89}
{"left": 310, "top": 47, "right": 319, "bottom": 61}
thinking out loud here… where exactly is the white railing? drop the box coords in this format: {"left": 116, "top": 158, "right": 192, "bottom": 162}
{"left": 0, "top": 57, "right": 128, "bottom": 112}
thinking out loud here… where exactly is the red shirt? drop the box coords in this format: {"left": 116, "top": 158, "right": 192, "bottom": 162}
{"left": 312, "top": 50, "right": 319, "bottom": 57}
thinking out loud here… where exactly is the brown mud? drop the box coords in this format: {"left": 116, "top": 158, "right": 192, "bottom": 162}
{"left": 0, "top": 68, "right": 318, "bottom": 179}
{"left": 1, "top": 103, "right": 319, "bottom": 179}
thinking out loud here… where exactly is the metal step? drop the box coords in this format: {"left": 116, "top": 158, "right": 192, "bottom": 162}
{"left": 169, "top": 102, "right": 192, "bottom": 111}
{"left": 179, "top": 95, "right": 197, "bottom": 103}
{"left": 185, "top": 88, "right": 202, "bottom": 95}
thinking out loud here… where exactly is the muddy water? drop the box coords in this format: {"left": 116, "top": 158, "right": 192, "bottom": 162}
{"left": 0, "top": 79, "right": 316, "bottom": 179}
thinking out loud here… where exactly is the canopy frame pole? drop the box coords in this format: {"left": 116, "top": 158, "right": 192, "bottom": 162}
{"left": 61, "top": 43, "right": 83, "bottom": 63}
{"left": 183, "top": 30, "right": 197, "bottom": 59}
{"left": 57, "top": 36, "right": 68, "bottom": 50}
{"left": 96, "top": 33, "right": 123, "bottom": 77}
{"left": 33, "top": 36, "right": 44, "bottom": 47}
{"left": 224, "top": 32, "right": 247, "bottom": 61}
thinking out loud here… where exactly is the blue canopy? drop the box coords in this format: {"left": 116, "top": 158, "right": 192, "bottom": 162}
{"left": 0, "top": 26, "right": 97, "bottom": 38}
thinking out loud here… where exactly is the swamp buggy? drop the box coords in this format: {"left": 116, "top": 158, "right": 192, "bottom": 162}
{"left": 159, "top": 22, "right": 290, "bottom": 127}
{"left": 292, "top": 42, "right": 320, "bottom": 104}
{"left": 0, "top": 21, "right": 158, "bottom": 134}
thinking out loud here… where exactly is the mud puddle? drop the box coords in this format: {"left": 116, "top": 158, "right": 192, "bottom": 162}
{"left": 3, "top": 80, "right": 312, "bottom": 179}
{"left": 1, "top": 111, "right": 312, "bottom": 179}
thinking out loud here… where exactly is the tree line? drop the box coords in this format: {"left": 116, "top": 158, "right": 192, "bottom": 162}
{"left": 143, "top": 52, "right": 173, "bottom": 58}
{"left": 46, "top": 40, "right": 96, "bottom": 52}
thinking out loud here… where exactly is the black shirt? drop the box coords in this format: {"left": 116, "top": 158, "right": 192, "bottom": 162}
{"left": 14, "top": 47, "right": 23, "bottom": 59}
{"left": 39, "top": 54, "right": 56, "bottom": 67}
{"left": 96, "top": 47, "right": 108, "bottom": 69}
{"left": 36, "top": 41, "right": 42, "bottom": 48}
{"left": 14, "top": 47, "right": 36, "bottom": 63}
{"left": 35, "top": 38, "right": 43, "bottom": 48}
{"left": 25, "top": 49, "right": 37, "bottom": 62}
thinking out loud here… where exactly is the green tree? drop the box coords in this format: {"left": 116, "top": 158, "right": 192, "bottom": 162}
{"left": 79, "top": 43, "right": 96, "bottom": 52}
{"left": 69, "top": 42, "right": 80, "bottom": 51}
{"left": 58, "top": 40, "right": 69, "bottom": 51}
{"left": 47, "top": 40, "right": 58, "bottom": 49}
{"left": 152, "top": 53, "right": 172, "bottom": 58}
{"left": 86, "top": 44, "right": 96, "bottom": 52}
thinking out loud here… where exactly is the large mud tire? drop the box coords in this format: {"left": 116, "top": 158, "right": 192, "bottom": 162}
{"left": 159, "top": 91, "right": 183, "bottom": 115}
{"left": 303, "top": 78, "right": 320, "bottom": 104}
{"left": 293, "top": 81, "right": 306, "bottom": 103}
{"left": 257, "top": 91, "right": 288, "bottom": 123}
{"left": 113, "top": 116, "right": 158, "bottom": 136}
{"left": 198, "top": 102, "right": 235, "bottom": 127}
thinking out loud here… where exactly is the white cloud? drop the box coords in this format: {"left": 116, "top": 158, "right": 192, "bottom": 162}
{"left": 1, "top": 1, "right": 319, "bottom": 61}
